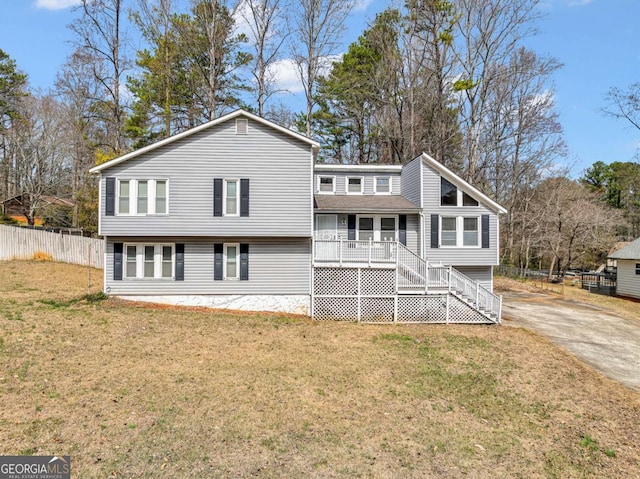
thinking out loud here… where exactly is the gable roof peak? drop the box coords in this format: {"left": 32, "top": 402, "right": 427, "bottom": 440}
{"left": 89, "top": 109, "right": 319, "bottom": 174}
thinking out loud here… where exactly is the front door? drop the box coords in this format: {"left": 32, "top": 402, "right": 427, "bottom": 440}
{"left": 315, "top": 214, "right": 338, "bottom": 260}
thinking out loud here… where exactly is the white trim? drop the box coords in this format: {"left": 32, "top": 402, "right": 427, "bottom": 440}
{"left": 374, "top": 176, "right": 392, "bottom": 194}
{"left": 317, "top": 175, "right": 336, "bottom": 194}
{"left": 346, "top": 176, "right": 364, "bottom": 194}
{"left": 223, "top": 243, "right": 240, "bottom": 280}
{"left": 90, "top": 109, "right": 319, "bottom": 173}
{"left": 420, "top": 153, "right": 507, "bottom": 214}
{"left": 123, "top": 243, "right": 175, "bottom": 280}
{"left": 223, "top": 179, "right": 240, "bottom": 216}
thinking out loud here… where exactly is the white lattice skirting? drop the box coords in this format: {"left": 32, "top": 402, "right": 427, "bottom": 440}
{"left": 313, "top": 266, "right": 495, "bottom": 324}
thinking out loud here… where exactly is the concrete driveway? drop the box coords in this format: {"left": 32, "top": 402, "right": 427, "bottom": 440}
{"left": 501, "top": 291, "right": 640, "bottom": 392}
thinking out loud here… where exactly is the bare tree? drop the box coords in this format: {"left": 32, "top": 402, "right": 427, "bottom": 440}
{"left": 9, "top": 95, "right": 70, "bottom": 225}
{"left": 70, "top": 0, "right": 130, "bottom": 154}
{"left": 603, "top": 82, "right": 640, "bottom": 131}
{"left": 239, "top": 0, "right": 288, "bottom": 116}
{"left": 289, "top": 0, "right": 354, "bottom": 136}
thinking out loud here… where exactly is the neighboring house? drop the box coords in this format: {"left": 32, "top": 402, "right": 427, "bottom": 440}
{"left": 2, "top": 195, "right": 75, "bottom": 226}
{"left": 608, "top": 238, "right": 640, "bottom": 299}
{"left": 90, "top": 110, "right": 507, "bottom": 324}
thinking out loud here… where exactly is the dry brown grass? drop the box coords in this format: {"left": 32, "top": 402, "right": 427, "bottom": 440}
{"left": 1, "top": 261, "right": 639, "bottom": 478}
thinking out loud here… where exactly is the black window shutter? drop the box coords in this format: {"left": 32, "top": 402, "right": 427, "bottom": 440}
{"left": 398, "top": 215, "right": 407, "bottom": 246}
{"left": 175, "top": 243, "right": 185, "bottom": 281}
{"left": 240, "top": 178, "right": 250, "bottom": 217}
{"left": 213, "top": 178, "right": 223, "bottom": 216}
{"left": 482, "top": 214, "right": 490, "bottom": 249}
{"left": 240, "top": 244, "right": 249, "bottom": 280}
{"left": 347, "top": 215, "right": 356, "bottom": 240}
{"left": 113, "top": 242, "right": 123, "bottom": 280}
{"left": 430, "top": 214, "right": 439, "bottom": 249}
{"left": 106, "top": 177, "right": 116, "bottom": 216}
{"left": 214, "top": 243, "right": 223, "bottom": 280}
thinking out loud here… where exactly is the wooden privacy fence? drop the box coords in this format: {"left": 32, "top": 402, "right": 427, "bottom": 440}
{"left": 0, "top": 225, "right": 103, "bottom": 269}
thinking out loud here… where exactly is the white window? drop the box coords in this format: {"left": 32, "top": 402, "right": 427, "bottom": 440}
{"left": 224, "top": 243, "right": 239, "bottom": 280}
{"left": 117, "top": 179, "right": 169, "bottom": 215}
{"left": 124, "top": 244, "right": 174, "bottom": 279}
{"left": 440, "top": 216, "right": 480, "bottom": 247}
{"left": 318, "top": 176, "right": 335, "bottom": 193}
{"left": 375, "top": 177, "right": 391, "bottom": 194}
{"left": 357, "top": 216, "right": 397, "bottom": 242}
{"left": 224, "top": 179, "right": 239, "bottom": 216}
{"left": 347, "top": 177, "right": 363, "bottom": 194}
{"left": 463, "top": 217, "right": 479, "bottom": 246}
{"left": 441, "top": 217, "right": 457, "bottom": 246}
{"left": 119, "top": 180, "right": 130, "bottom": 214}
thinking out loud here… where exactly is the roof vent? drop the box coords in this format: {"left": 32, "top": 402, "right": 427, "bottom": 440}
{"left": 236, "top": 118, "right": 248, "bottom": 135}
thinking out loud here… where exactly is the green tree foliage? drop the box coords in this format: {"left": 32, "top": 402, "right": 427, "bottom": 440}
{"left": 583, "top": 161, "right": 640, "bottom": 239}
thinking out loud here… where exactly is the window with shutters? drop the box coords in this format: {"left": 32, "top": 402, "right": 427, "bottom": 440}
{"left": 123, "top": 244, "right": 174, "bottom": 279}
{"left": 224, "top": 179, "right": 239, "bottom": 216}
{"left": 440, "top": 216, "right": 480, "bottom": 247}
{"left": 224, "top": 243, "right": 239, "bottom": 279}
{"left": 116, "top": 179, "right": 168, "bottom": 215}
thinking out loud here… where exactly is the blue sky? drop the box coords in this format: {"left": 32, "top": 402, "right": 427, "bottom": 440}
{"left": 0, "top": 0, "right": 638, "bottom": 175}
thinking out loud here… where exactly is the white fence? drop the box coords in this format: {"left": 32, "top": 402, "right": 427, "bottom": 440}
{"left": 0, "top": 225, "right": 103, "bottom": 269}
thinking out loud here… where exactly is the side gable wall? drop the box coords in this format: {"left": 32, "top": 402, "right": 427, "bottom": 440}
{"left": 99, "top": 119, "right": 313, "bottom": 237}
{"left": 422, "top": 161, "right": 500, "bottom": 266}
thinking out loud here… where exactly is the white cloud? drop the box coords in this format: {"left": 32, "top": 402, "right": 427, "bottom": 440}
{"left": 268, "top": 58, "right": 304, "bottom": 93}
{"left": 35, "top": 0, "right": 82, "bottom": 10}
{"left": 354, "top": 0, "right": 374, "bottom": 11}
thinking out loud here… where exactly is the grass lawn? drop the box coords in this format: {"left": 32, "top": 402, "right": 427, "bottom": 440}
{"left": 1, "top": 261, "right": 639, "bottom": 478}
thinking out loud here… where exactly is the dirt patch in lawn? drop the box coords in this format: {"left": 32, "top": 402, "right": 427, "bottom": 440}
{"left": 1, "top": 261, "right": 639, "bottom": 478}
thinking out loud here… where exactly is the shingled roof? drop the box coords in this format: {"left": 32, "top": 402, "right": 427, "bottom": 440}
{"left": 609, "top": 238, "right": 640, "bottom": 260}
{"left": 314, "top": 195, "right": 419, "bottom": 213}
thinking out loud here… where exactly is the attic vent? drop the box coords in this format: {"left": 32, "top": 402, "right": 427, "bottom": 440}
{"left": 236, "top": 118, "right": 248, "bottom": 135}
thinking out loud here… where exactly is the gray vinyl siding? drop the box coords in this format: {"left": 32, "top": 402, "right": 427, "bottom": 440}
{"left": 401, "top": 157, "right": 422, "bottom": 206}
{"left": 315, "top": 171, "right": 402, "bottom": 195}
{"left": 100, "top": 119, "right": 312, "bottom": 237}
{"left": 614, "top": 260, "right": 640, "bottom": 299}
{"left": 454, "top": 266, "right": 494, "bottom": 292}
{"left": 423, "top": 161, "right": 499, "bottom": 266}
{"left": 105, "top": 237, "right": 311, "bottom": 295}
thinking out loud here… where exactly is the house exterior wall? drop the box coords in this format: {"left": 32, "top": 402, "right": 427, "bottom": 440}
{"left": 99, "top": 119, "right": 313, "bottom": 237}
{"left": 614, "top": 259, "right": 640, "bottom": 299}
{"left": 422, "top": 161, "right": 500, "bottom": 266}
{"left": 314, "top": 171, "right": 402, "bottom": 195}
{"left": 400, "top": 157, "right": 422, "bottom": 206}
{"left": 104, "top": 237, "right": 311, "bottom": 296}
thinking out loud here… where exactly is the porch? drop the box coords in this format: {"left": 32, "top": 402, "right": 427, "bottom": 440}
{"left": 312, "top": 239, "right": 502, "bottom": 324}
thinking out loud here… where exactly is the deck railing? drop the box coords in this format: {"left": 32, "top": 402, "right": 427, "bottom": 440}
{"left": 313, "top": 239, "right": 502, "bottom": 322}
{"left": 313, "top": 239, "right": 397, "bottom": 265}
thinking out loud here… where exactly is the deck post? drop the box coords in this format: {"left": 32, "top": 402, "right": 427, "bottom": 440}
{"left": 448, "top": 265, "right": 452, "bottom": 293}
{"left": 425, "top": 261, "right": 429, "bottom": 294}
{"left": 339, "top": 239, "right": 343, "bottom": 266}
{"left": 368, "top": 238, "right": 372, "bottom": 266}
{"left": 445, "top": 294, "right": 450, "bottom": 324}
{"left": 475, "top": 280, "right": 479, "bottom": 307}
{"left": 357, "top": 268, "right": 361, "bottom": 322}
{"left": 498, "top": 294, "right": 503, "bottom": 324}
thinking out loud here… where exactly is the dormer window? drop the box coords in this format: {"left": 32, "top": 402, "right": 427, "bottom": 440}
{"left": 318, "top": 176, "right": 335, "bottom": 193}
{"left": 347, "top": 177, "right": 363, "bottom": 194}
{"left": 375, "top": 177, "right": 391, "bottom": 193}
